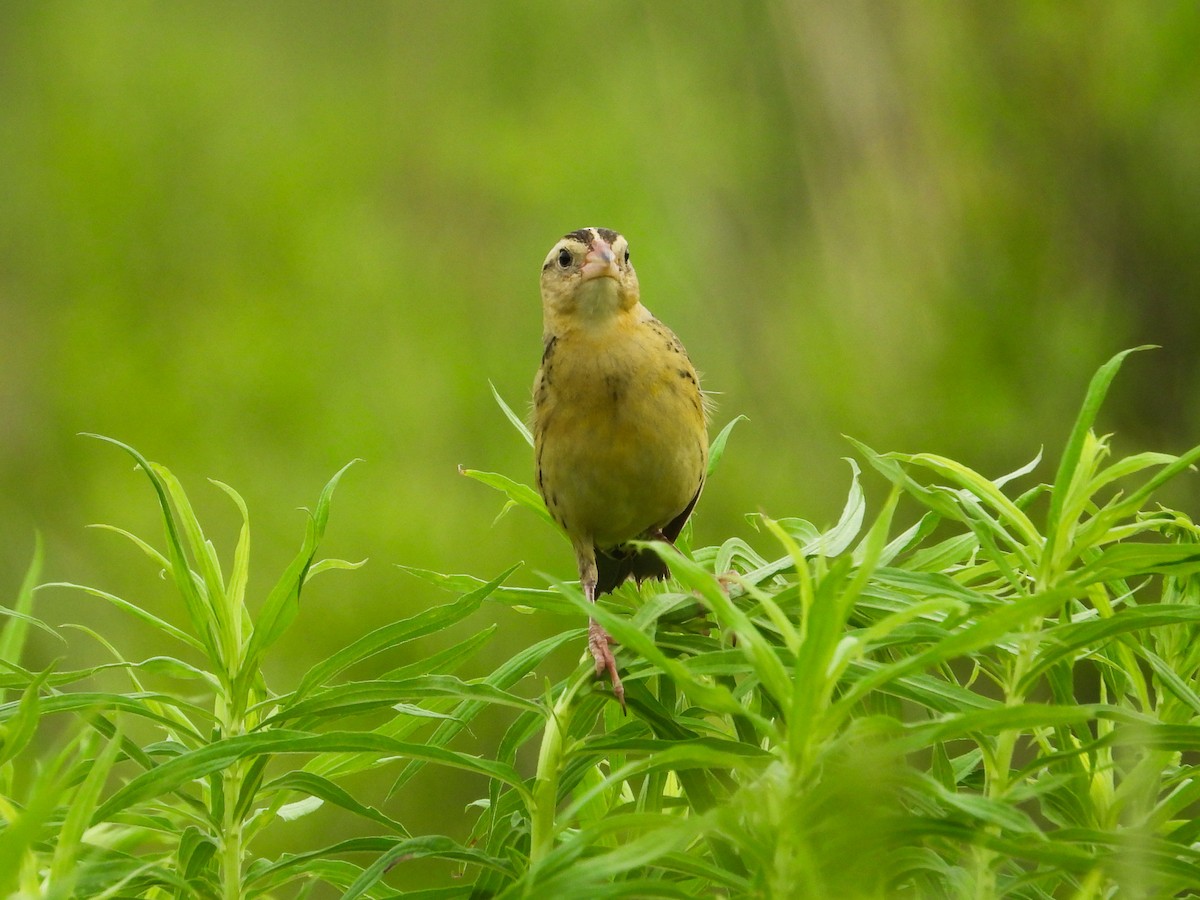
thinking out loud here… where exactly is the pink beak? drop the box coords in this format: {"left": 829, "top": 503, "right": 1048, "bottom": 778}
{"left": 580, "top": 238, "right": 620, "bottom": 282}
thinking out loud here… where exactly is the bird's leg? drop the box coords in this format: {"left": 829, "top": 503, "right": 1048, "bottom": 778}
{"left": 577, "top": 548, "right": 625, "bottom": 711}
{"left": 588, "top": 620, "right": 624, "bottom": 712}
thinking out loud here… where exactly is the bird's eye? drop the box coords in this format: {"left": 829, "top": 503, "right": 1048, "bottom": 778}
{"left": 624, "top": 248, "right": 631, "bottom": 264}
{"left": 557, "top": 248, "right": 573, "bottom": 268}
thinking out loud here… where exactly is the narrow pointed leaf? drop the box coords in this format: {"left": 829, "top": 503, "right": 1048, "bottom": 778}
{"left": 490, "top": 380, "right": 534, "bottom": 447}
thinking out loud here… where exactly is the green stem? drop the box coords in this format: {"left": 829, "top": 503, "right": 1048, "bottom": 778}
{"left": 974, "top": 619, "right": 1041, "bottom": 899}
{"left": 529, "top": 665, "right": 591, "bottom": 866}
{"left": 222, "top": 755, "right": 244, "bottom": 900}
{"left": 216, "top": 688, "right": 247, "bottom": 900}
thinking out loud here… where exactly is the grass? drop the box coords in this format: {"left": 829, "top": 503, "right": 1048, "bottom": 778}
{"left": 3, "top": 347, "right": 1200, "bottom": 898}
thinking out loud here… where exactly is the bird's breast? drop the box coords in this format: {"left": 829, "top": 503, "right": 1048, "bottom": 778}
{"left": 534, "top": 318, "right": 707, "bottom": 548}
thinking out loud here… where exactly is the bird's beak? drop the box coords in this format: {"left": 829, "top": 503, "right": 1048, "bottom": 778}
{"left": 580, "top": 239, "right": 620, "bottom": 282}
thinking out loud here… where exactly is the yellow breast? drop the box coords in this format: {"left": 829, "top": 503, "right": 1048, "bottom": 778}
{"left": 533, "top": 310, "right": 707, "bottom": 549}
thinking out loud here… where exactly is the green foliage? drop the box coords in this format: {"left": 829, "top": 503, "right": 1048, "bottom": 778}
{"left": 4, "top": 350, "right": 1200, "bottom": 898}
{"left": 5, "top": 6, "right": 1200, "bottom": 737}
{"left": 0, "top": 440, "right": 533, "bottom": 897}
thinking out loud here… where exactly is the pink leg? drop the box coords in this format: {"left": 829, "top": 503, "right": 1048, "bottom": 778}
{"left": 578, "top": 549, "right": 626, "bottom": 711}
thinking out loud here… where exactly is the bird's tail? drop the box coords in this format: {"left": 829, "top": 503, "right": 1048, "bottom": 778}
{"left": 594, "top": 543, "right": 671, "bottom": 597}
{"left": 593, "top": 485, "right": 702, "bottom": 597}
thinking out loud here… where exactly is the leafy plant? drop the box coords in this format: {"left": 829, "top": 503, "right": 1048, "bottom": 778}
{"left": 458, "top": 347, "right": 1200, "bottom": 898}
{"left": 0, "top": 440, "right": 537, "bottom": 897}
{"left": 3, "top": 348, "right": 1200, "bottom": 898}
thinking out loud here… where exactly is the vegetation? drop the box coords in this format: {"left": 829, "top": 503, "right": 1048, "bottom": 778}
{"left": 3, "top": 5, "right": 1199, "bottom": 868}
{"left": 3, "top": 349, "right": 1200, "bottom": 897}
{"left": 4, "top": 2, "right": 1200, "bottom": 671}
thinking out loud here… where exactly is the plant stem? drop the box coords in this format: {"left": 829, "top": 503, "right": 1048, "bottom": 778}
{"left": 529, "top": 665, "right": 591, "bottom": 866}
{"left": 973, "top": 618, "right": 1042, "bottom": 899}
{"left": 222, "top": 754, "right": 244, "bottom": 900}
{"left": 216, "top": 687, "right": 247, "bottom": 900}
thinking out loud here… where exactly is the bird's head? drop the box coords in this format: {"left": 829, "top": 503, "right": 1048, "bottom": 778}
{"left": 540, "top": 227, "right": 640, "bottom": 325}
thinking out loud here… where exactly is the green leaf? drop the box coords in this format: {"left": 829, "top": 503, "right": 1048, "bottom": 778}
{"left": 558, "top": 738, "right": 769, "bottom": 828}
{"left": 0, "top": 533, "right": 43, "bottom": 679}
{"left": 831, "top": 584, "right": 1080, "bottom": 717}
{"left": 886, "top": 451, "right": 1042, "bottom": 549}
{"left": 460, "top": 467, "right": 556, "bottom": 528}
{"left": 491, "top": 379, "right": 534, "bottom": 447}
{"left": 532, "top": 812, "right": 713, "bottom": 893}
{"left": 398, "top": 566, "right": 574, "bottom": 614}
{"left": 291, "top": 563, "right": 517, "bottom": 701}
{"left": 243, "top": 835, "right": 514, "bottom": 893}
{"left": 897, "top": 703, "right": 1103, "bottom": 750}
{"left": 383, "top": 624, "right": 497, "bottom": 680}
{"left": 1072, "top": 542, "right": 1200, "bottom": 585}
{"left": 707, "top": 414, "right": 747, "bottom": 477}
{"left": 0, "top": 726, "right": 70, "bottom": 896}
{"left": 39, "top": 582, "right": 205, "bottom": 653}
{"left": 1021, "top": 604, "right": 1200, "bottom": 693}
{"left": 81, "top": 434, "right": 222, "bottom": 665}
{"left": 568, "top": 565, "right": 773, "bottom": 724}
{"left": 94, "top": 730, "right": 530, "bottom": 823}
{"left": 1137, "top": 647, "right": 1200, "bottom": 717}
{"left": 385, "top": 629, "right": 581, "bottom": 795}
{"left": 1041, "top": 346, "right": 1155, "bottom": 580}
{"left": 304, "top": 557, "right": 367, "bottom": 581}
{"left": 261, "top": 771, "right": 411, "bottom": 835}
{"left": 872, "top": 511, "right": 941, "bottom": 568}
{"left": 806, "top": 458, "right": 865, "bottom": 557}
{"left": 910, "top": 771, "right": 1041, "bottom": 833}
{"left": 8, "top": 690, "right": 211, "bottom": 739}
{"left": 151, "top": 463, "right": 231, "bottom": 651}
{"left": 210, "top": 478, "right": 252, "bottom": 617}
{"left": 0, "top": 607, "right": 62, "bottom": 653}
{"left": 177, "top": 826, "right": 218, "bottom": 884}
{"left": 50, "top": 728, "right": 123, "bottom": 882}
{"left": 0, "top": 669, "right": 48, "bottom": 768}
{"left": 238, "top": 459, "right": 359, "bottom": 689}
{"left": 305, "top": 835, "right": 516, "bottom": 899}
{"left": 85, "top": 523, "right": 172, "bottom": 572}
{"left": 265, "top": 675, "right": 541, "bottom": 727}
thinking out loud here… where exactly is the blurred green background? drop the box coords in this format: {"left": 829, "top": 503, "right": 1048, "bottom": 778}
{"left": 2, "top": 0, "right": 1199, "bottom": 869}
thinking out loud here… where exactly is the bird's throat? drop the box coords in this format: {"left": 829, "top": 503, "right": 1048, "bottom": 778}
{"left": 575, "top": 277, "right": 624, "bottom": 320}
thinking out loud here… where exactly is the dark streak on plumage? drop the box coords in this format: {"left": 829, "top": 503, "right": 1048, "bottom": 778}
{"left": 563, "top": 228, "right": 594, "bottom": 244}
{"left": 605, "top": 372, "right": 625, "bottom": 405}
{"left": 536, "top": 337, "right": 557, "bottom": 407}
{"left": 596, "top": 227, "right": 620, "bottom": 245}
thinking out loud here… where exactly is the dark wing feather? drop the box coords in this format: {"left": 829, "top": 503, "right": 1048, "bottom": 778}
{"left": 661, "top": 479, "right": 702, "bottom": 543}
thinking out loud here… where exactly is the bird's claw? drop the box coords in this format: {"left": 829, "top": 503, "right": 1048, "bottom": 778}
{"left": 588, "top": 621, "right": 626, "bottom": 712}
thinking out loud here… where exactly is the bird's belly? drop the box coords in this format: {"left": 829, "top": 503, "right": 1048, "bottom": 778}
{"left": 538, "top": 380, "right": 704, "bottom": 548}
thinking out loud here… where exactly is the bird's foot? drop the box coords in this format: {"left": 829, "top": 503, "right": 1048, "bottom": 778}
{"left": 588, "top": 619, "right": 625, "bottom": 712}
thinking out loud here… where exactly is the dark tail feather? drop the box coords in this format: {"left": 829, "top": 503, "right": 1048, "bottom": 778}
{"left": 594, "top": 482, "right": 704, "bottom": 597}
{"left": 595, "top": 543, "right": 670, "bottom": 597}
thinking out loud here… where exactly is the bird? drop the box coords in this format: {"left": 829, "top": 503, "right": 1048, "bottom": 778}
{"left": 532, "top": 227, "right": 709, "bottom": 709}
